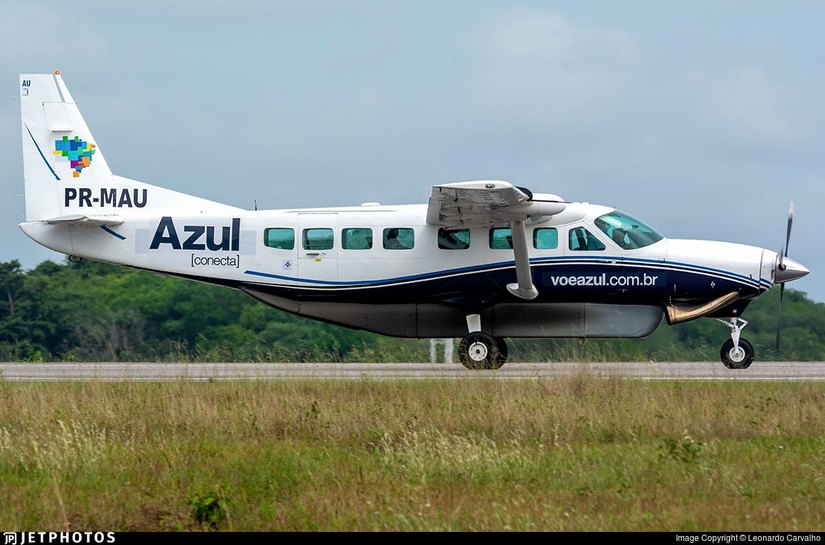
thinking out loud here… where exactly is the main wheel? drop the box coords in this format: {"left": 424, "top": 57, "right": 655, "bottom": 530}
{"left": 720, "top": 338, "right": 754, "bottom": 369}
{"left": 458, "top": 332, "right": 504, "bottom": 370}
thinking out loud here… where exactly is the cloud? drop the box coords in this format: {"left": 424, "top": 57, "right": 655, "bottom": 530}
{"left": 0, "top": 6, "right": 64, "bottom": 67}
{"left": 466, "top": 9, "right": 640, "bottom": 137}
{"left": 679, "top": 66, "right": 808, "bottom": 157}
{"left": 464, "top": 8, "right": 816, "bottom": 163}
{"left": 0, "top": 3, "right": 107, "bottom": 68}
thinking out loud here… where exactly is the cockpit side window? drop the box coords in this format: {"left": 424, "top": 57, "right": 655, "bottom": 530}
{"left": 594, "top": 211, "right": 664, "bottom": 250}
{"left": 568, "top": 227, "right": 605, "bottom": 252}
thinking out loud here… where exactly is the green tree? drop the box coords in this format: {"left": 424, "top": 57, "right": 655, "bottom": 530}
{"left": 0, "top": 257, "right": 822, "bottom": 362}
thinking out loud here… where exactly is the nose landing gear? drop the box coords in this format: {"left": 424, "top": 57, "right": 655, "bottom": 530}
{"left": 717, "top": 317, "right": 754, "bottom": 369}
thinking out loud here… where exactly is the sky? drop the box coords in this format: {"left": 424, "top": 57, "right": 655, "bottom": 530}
{"left": 2, "top": 1, "right": 823, "bottom": 301}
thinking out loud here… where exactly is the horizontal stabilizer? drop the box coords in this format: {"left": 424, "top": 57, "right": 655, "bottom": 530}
{"left": 43, "top": 214, "right": 124, "bottom": 226}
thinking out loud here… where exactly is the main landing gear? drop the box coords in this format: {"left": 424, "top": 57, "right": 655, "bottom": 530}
{"left": 458, "top": 314, "right": 508, "bottom": 370}
{"left": 717, "top": 317, "right": 754, "bottom": 369}
{"left": 456, "top": 216, "right": 533, "bottom": 370}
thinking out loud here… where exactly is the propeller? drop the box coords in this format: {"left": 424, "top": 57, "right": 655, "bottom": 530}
{"left": 775, "top": 202, "right": 794, "bottom": 353}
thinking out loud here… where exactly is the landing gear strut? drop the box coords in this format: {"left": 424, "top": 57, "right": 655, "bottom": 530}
{"left": 716, "top": 317, "right": 754, "bottom": 369}
{"left": 458, "top": 314, "right": 508, "bottom": 369}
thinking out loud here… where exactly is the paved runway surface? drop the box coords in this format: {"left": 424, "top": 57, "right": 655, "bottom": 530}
{"left": 1, "top": 362, "right": 825, "bottom": 381}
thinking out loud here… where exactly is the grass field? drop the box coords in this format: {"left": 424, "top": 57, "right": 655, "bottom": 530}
{"left": 1, "top": 375, "right": 824, "bottom": 531}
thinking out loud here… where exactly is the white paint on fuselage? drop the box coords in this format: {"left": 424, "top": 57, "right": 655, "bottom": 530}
{"left": 666, "top": 239, "right": 771, "bottom": 289}
{"left": 19, "top": 201, "right": 772, "bottom": 292}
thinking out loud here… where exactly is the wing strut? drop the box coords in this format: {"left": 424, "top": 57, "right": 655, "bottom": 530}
{"left": 506, "top": 219, "right": 538, "bottom": 300}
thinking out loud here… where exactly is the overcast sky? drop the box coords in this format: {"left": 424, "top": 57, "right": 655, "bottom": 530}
{"left": 3, "top": 1, "right": 823, "bottom": 302}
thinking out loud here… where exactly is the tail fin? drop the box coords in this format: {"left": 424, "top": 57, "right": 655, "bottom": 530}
{"left": 20, "top": 72, "right": 240, "bottom": 224}
{"left": 20, "top": 73, "right": 114, "bottom": 221}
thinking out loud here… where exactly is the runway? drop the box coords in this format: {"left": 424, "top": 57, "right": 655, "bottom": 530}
{"left": 1, "top": 362, "right": 825, "bottom": 381}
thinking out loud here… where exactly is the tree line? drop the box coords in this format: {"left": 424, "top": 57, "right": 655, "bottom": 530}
{"left": 0, "top": 258, "right": 823, "bottom": 362}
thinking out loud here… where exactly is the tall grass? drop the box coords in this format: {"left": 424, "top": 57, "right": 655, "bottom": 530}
{"left": 0, "top": 377, "right": 823, "bottom": 530}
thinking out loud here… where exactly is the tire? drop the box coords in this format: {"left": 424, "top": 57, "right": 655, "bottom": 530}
{"left": 720, "top": 338, "right": 754, "bottom": 369}
{"left": 459, "top": 332, "right": 504, "bottom": 370}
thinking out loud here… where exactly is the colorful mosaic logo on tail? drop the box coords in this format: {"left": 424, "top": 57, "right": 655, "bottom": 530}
{"left": 53, "top": 136, "right": 95, "bottom": 178}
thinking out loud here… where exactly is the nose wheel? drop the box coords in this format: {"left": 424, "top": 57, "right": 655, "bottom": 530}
{"left": 716, "top": 317, "right": 754, "bottom": 369}
{"left": 720, "top": 338, "right": 754, "bottom": 369}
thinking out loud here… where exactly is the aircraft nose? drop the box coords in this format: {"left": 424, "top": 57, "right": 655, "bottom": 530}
{"left": 775, "top": 256, "right": 809, "bottom": 283}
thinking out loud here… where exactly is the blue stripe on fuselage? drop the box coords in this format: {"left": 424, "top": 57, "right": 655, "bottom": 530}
{"left": 245, "top": 259, "right": 518, "bottom": 286}
{"left": 244, "top": 255, "right": 770, "bottom": 291}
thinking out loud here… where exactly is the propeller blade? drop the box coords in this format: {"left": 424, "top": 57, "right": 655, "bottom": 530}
{"left": 775, "top": 283, "right": 785, "bottom": 352}
{"left": 784, "top": 202, "right": 794, "bottom": 258}
{"left": 775, "top": 202, "right": 796, "bottom": 354}
{"left": 777, "top": 203, "right": 794, "bottom": 272}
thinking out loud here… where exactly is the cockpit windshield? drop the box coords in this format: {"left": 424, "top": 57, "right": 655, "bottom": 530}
{"left": 594, "top": 211, "right": 664, "bottom": 250}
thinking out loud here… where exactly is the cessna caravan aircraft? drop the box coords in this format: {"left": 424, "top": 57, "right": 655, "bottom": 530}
{"left": 19, "top": 72, "right": 809, "bottom": 369}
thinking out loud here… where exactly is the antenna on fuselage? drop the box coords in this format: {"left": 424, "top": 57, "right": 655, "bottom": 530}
{"left": 254, "top": 199, "right": 258, "bottom": 211}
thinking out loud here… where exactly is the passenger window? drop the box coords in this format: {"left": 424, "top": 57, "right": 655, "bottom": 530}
{"left": 533, "top": 228, "right": 558, "bottom": 249}
{"left": 264, "top": 228, "right": 295, "bottom": 250}
{"left": 342, "top": 228, "right": 373, "bottom": 250}
{"left": 302, "top": 228, "right": 334, "bottom": 251}
{"left": 383, "top": 228, "right": 415, "bottom": 250}
{"left": 489, "top": 227, "right": 512, "bottom": 249}
{"left": 438, "top": 228, "right": 470, "bottom": 250}
{"left": 569, "top": 227, "right": 605, "bottom": 251}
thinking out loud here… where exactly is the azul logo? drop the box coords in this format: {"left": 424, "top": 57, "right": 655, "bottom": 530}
{"left": 150, "top": 217, "right": 241, "bottom": 252}
{"left": 54, "top": 136, "right": 95, "bottom": 178}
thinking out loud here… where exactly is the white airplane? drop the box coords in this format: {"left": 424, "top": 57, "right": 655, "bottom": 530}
{"left": 18, "top": 72, "right": 809, "bottom": 369}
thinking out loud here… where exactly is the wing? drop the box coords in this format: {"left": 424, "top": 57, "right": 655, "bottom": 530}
{"left": 425, "top": 180, "right": 567, "bottom": 300}
{"left": 426, "top": 180, "right": 565, "bottom": 228}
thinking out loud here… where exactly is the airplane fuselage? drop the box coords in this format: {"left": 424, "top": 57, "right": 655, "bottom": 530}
{"left": 20, "top": 201, "right": 776, "bottom": 338}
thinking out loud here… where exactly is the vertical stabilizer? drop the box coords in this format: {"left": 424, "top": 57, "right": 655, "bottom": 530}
{"left": 20, "top": 73, "right": 113, "bottom": 221}
{"left": 20, "top": 72, "right": 242, "bottom": 231}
